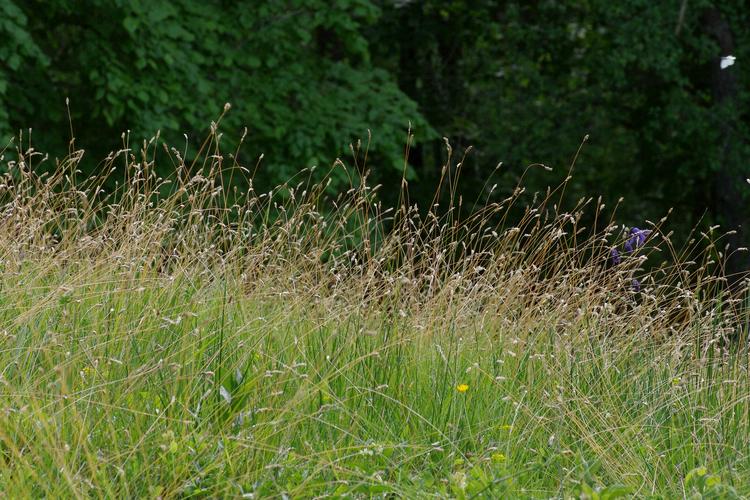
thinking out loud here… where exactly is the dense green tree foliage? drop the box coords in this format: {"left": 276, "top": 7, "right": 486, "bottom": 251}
{"left": 373, "top": 2, "right": 749, "bottom": 245}
{"left": 1, "top": 0, "right": 430, "bottom": 188}
{"left": 1, "top": 0, "right": 748, "bottom": 269}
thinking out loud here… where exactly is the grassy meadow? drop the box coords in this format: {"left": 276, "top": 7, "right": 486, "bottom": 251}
{"left": 0, "top": 131, "right": 749, "bottom": 498}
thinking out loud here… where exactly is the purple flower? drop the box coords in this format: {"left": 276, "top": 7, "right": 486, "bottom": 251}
{"left": 610, "top": 248, "right": 621, "bottom": 266}
{"left": 607, "top": 226, "right": 651, "bottom": 294}
{"left": 625, "top": 227, "right": 651, "bottom": 253}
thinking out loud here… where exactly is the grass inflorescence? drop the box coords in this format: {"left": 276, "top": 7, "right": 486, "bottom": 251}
{"left": 0, "top": 127, "right": 748, "bottom": 498}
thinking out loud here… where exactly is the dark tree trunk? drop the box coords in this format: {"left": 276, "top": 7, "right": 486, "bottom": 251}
{"left": 703, "top": 7, "right": 748, "bottom": 285}
{"left": 397, "top": 32, "right": 424, "bottom": 174}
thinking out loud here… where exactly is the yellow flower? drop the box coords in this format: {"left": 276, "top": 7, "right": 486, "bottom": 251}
{"left": 491, "top": 452, "right": 506, "bottom": 464}
{"left": 456, "top": 384, "right": 469, "bottom": 393}
{"left": 500, "top": 424, "right": 512, "bottom": 432}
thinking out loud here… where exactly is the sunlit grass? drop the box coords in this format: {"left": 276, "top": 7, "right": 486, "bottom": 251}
{"left": 0, "top": 127, "right": 748, "bottom": 498}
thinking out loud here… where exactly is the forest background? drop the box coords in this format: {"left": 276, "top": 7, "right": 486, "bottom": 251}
{"left": 1, "top": 0, "right": 748, "bottom": 273}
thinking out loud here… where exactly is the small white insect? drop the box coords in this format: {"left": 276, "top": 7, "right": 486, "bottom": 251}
{"left": 720, "top": 55, "right": 736, "bottom": 69}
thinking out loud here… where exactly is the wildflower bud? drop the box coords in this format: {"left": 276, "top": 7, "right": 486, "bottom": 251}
{"left": 610, "top": 248, "right": 621, "bottom": 266}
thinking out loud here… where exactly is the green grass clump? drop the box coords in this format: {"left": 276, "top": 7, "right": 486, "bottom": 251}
{"left": 0, "top": 132, "right": 748, "bottom": 498}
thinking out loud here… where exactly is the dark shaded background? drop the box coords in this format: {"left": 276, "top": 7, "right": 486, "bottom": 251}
{"left": 1, "top": 0, "right": 748, "bottom": 273}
